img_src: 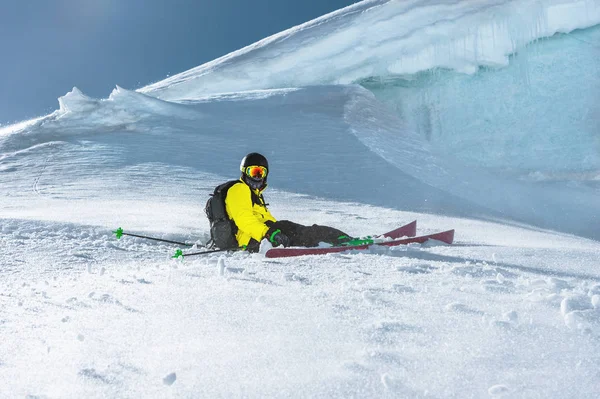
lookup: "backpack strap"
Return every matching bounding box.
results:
[251,190,268,208]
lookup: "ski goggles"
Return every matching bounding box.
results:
[244,165,268,180]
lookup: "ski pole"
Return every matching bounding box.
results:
[172,247,243,259]
[113,227,193,247]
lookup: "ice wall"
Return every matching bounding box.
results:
[363,26,600,179]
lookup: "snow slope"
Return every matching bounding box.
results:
[1,0,600,397]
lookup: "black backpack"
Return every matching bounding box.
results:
[205,180,240,249]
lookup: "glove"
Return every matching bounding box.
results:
[267,228,290,247]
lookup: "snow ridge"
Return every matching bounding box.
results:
[139,0,600,100]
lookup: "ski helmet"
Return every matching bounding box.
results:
[240,152,269,173]
[240,152,269,189]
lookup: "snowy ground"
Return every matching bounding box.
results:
[2,201,600,398]
[2,0,600,397]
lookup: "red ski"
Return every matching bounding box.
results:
[265,225,454,259]
[381,220,416,239]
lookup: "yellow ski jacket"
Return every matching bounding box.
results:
[225,179,276,247]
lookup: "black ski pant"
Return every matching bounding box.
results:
[270,220,349,248]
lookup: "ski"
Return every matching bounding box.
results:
[340,220,417,244]
[380,220,416,239]
[265,225,454,258]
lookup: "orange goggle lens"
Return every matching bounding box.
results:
[245,165,267,179]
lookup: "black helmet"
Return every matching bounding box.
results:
[240,152,269,172]
[240,152,269,190]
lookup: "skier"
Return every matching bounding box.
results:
[213,152,352,252]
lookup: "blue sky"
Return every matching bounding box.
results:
[0,0,357,125]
